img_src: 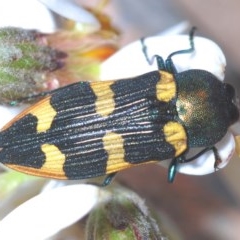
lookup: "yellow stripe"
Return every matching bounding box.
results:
[103,132,159,173]
[1,96,56,132]
[31,97,57,132]
[5,144,67,179]
[103,132,133,173]
[163,121,187,156]
[40,143,66,177]
[90,81,115,117]
[156,71,176,102]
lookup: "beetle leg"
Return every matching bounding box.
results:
[85,173,117,187]
[212,146,222,170]
[183,146,221,164]
[102,173,117,187]
[168,158,178,183]
[191,146,222,170]
[168,156,186,183]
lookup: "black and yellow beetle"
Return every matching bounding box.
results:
[0,29,238,185]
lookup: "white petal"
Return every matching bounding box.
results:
[0,0,56,32]
[0,105,29,129]
[100,35,226,81]
[0,184,99,240]
[38,0,100,30]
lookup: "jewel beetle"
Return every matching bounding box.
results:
[0,28,238,185]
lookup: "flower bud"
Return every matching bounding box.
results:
[0,27,66,104]
[0,26,118,104]
[85,188,168,240]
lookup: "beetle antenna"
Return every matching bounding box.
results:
[166,27,196,60]
[141,37,154,65]
[141,37,170,71]
[165,27,197,73]
[141,27,197,73]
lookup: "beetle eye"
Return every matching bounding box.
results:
[225,83,235,99]
[225,83,238,106]
[224,83,239,124]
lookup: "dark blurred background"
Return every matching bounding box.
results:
[101,1,240,239]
